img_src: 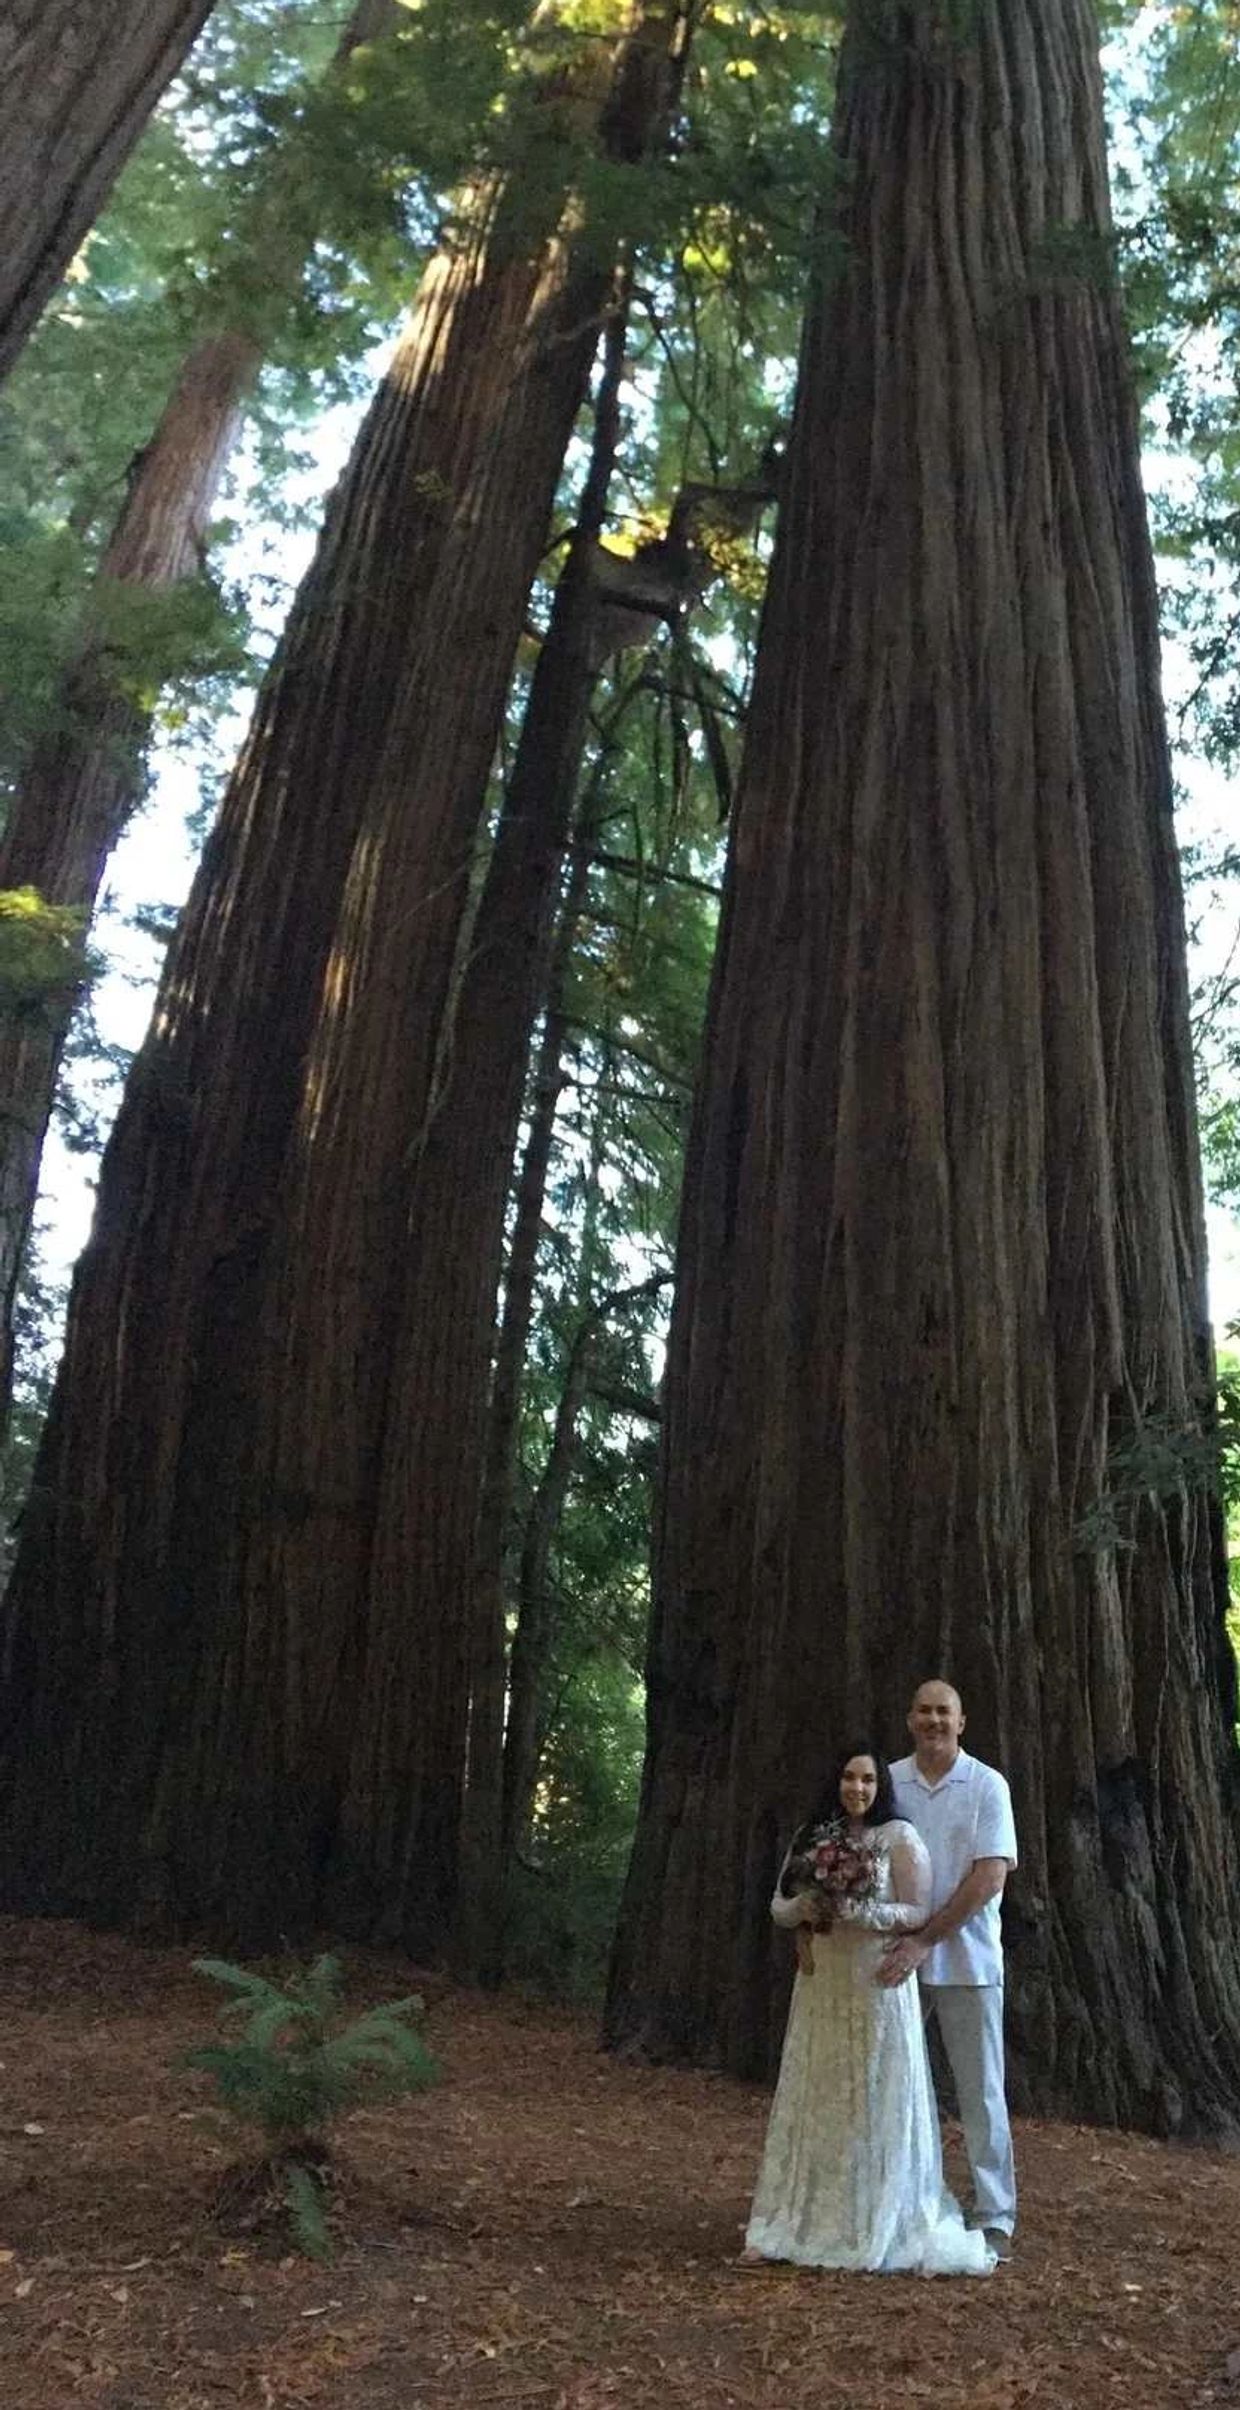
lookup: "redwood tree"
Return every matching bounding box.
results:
[0,1,694,1951]
[605,0,1240,2132]
[0,0,407,1428]
[363,298,628,1962]
[0,0,218,381]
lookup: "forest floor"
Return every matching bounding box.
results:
[2,1920,1240,2410]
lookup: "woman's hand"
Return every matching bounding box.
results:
[795,1927,815,1977]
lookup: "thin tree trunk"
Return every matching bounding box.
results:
[432,307,627,1968]
[0,0,218,381]
[474,691,643,1671]
[452,923,582,1981]
[606,0,1240,2132]
[0,1,695,1951]
[466,678,647,1960]
[504,1265,669,1855]
[502,1323,596,1856]
[0,0,404,1432]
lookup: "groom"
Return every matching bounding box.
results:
[881,1680,1018,2259]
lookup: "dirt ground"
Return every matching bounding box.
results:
[2,1918,1240,2409]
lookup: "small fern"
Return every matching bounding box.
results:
[182,1952,438,2257]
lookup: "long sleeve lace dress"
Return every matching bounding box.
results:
[744,1818,992,2275]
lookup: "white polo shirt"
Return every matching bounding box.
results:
[889,1749,1017,1988]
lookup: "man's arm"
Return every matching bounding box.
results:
[875,1856,1010,1988]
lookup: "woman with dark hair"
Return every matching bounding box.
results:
[741,1746,992,2277]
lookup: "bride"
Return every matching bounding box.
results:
[742,1746,993,2276]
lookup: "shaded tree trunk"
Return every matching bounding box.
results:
[502,1320,595,1857]
[0,0,694,1953]
[605,0,1240,2133]
[0,0,218,382]
[467,679,650,1961]
[470,674,648,1779]
[470,838,594,1849]
[0,0,404,1434]
[408,301,628,1968]
[272,19,691,1958]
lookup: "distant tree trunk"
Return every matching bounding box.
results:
[336,295,629,1961]
[470,837,593,1867]
[466,677,649,1967]
[605,0,1240,2134]
[0,1,695,1952]
[502,1320,596,1856]
[503,1262,668,1855]
[0,0,218,382]
[471,675,645,1732]
[0,0,403,1435]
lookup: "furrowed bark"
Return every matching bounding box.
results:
[605,0,1240,2133]
[0,0,218,381]
[332,294,631,1959]
[0,0,404,1433]
[269,14,690,1956]
[0,1,696,1954]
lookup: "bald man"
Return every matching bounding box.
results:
[883,1681,1018,2258]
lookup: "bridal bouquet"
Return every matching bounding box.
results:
[787,1820,878,1917]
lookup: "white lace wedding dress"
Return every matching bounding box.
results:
[745,1818,992,2276]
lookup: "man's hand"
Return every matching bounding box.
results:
[876,1935,930,1988]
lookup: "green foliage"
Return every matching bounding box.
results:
[182,1954,438,2257]
[184,1952,438,2142]
[92,575,254,726]
[0,890,97,1029]
[283,2157,333,2261]
[1111,2,1240,756]
[0,1222,67,1541]
[0,544,251,811]
[0,523,95,774]
[1074,1394,1240,1558]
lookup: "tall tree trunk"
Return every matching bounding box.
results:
[259,10,690,1957]
[501,1063,610,1860]
[0,0,404,1435]
[0,0,218,382]
[502,1320,596,1858]
[335,294,630,1959]
[605,0,1240,2133]
[0,1,695,1952]
[453,872,587,1980]
[469,835,594,1882]
[472,679,645,1729]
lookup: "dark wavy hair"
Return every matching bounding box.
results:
[789,1744,896,1855]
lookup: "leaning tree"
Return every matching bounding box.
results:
[0,0,694,1956]
[605,0,1240,2133]
[0,0,219,381]
[0,0,409,1431]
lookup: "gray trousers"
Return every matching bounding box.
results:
[921,1984,1016,2234]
